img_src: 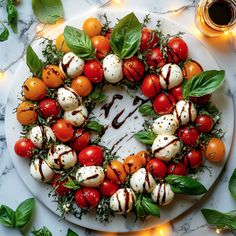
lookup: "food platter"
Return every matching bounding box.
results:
[5,8,234,232]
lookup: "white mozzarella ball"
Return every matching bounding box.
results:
[152,134,180,161]
[60,52,84,78]
[153,114,179,135]
[63,105,88,127]
[76,166,105,187]
[151,183,175,206]
[103,54,123,83]
[160,63,183,90]
[47,144,77,170]
[173,100,197,125]
[110,188,136,214]
[28,125,56,148]
[30,159,55,183]
[130,168,156,193]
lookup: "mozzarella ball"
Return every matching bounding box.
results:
[63,105,88,127]
[28,125,56,148]
[110,188,136,214]
[103,54,123,83]
[76,166,105,187]
[173,100,197,125]
[160,63,183,90]
[151,183,175,206]
[130,168,156,193]
[47,144,77,170]
[60,52,84,78]
[153,114,179,135]
[30,159,55,182]
[152,134,180,161]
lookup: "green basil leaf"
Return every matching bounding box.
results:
[0,22,9,42]
[64,26,95,59]
[141,196,160,217]
[15,198,35,228]
[89,90,107,102]
[134,130,156,145]
[0,205,15,227]
[229,168,236,200]
[66,228,79,236]
[183,70,225,99]
[110,12,142,59]
[85,120,104,133]
[135,196,146,218]
[201,209,236,230]
[32,226,52,236]
[139,104,156,116]
[63,177,80,190]
[26,45,44,77]
[7,0,18,33]
[165,175,207,195]
[32,0,64,24]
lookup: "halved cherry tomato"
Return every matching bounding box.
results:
[153,93,176,115]
[195,115,214,133]
[123,155,142,174]
[170,84,183,101]
[55,33,70,53]
[38,98,61,119]
[17,101,38,125]
[141,74,161,98]
[205,138,225,162]
[146,47,166,68]
[177,126,199,146]
[71,129,90,152]
[106,160,127,184]
[52,174,71,196]
[167,162,187,176]
[14,138,35,158]
[91,35,110,59]
[182,60,203,80]
[136,150,149,166]
[140,28,158,51]
[184,150,203,169]
[84,60,103,83]
[71,76,93,97]
[99,179,119,197]
[190,94,212,106]
[52,119,74,142]
[146,158,167,179]
[82,17,102,38]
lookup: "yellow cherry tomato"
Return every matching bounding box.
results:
[123,155,143,174]
[205,137,225,162]
[17,101,38,125]
[82,17,102,38]
[182,60,203,80]
[55,33,70,53]
[71,76,93,97]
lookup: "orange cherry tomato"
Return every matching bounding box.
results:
[42,65,65,88]
[55,33,70,53]
[23,77,47,101]
[71,76,93,97]
[205,138,225,163]
[123,155,143,174]
[182,60,203,80]
[17,101,38,125]
[136,150,150,166]
[105,160,127,184]
[82,17,102,38]
[91,35,110,59]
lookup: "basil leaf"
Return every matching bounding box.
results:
[64,26,95,59]
[32,0,64,24]
[63,177,80,190]
[141,196,160,217]
[165,175,207,195]
[183,70,225,99]
[26,45,44,77]
[32,226,52,236]
[229,168,236,200]
[15,198,35,228]
[7,0,18,33]
[201,209,236,230]
[134,130,156,145]
[0,205,15,227]
[66,228,79,236]
[135,196,146,218]
[139,104,156,116]
[0,22,9,42]
[110,12,142,59]
[85,120,104,133]
[89,90,107,102]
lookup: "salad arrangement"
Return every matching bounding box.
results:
[13,12,226,222]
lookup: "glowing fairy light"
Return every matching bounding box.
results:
[152,223,172,236]
[215,228,221,234]
[0,70,5,80]
[113,0,121,5]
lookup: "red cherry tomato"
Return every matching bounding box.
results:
[52,119,74,142]
[71,129,90,152]
[38,98,61,119]
[52,175,71,196]
[140,28,158,51]
[99,179,119,197]
[14,138,35,158]
[84,59,103,83]
[91,35,110,60]
[105,28,112,40]
[178,126,199,146]
[78,145,103,166]
[146,47,166,68]
[184,150,203,169]
[195,115,214,133]
[153,93,176,115]
[167,162,187,176]
[190,94,212,106]
[141,74,161,98]
[170,84,183,101]
[146,158,167,180]
[75,187,100,209]
[123,56,145,82]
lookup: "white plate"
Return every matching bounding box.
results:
[5,9,234,232]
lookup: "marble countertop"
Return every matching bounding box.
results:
[0,0,236,235]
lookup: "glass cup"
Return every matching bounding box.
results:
[195,0,236,37]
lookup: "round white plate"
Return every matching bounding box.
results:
[5,9,234,232]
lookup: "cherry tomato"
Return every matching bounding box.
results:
[71,76,93,97]
[205,138,225,163]
[84,60,103,83]
[106,160,127,185]
[141,74,161,98]
[55,33,70,53]
[140,28,158,51]
[190,94,211,106]
[23,77,47,101]
[105,28,112,40]
[123,56,145,82]
[52,175,71,196]
[195,115,214,133]
[71,129,90,152]
[170,84,183,101]
[146,47,166,68]
[17,101,38,125]
[75,187,100,209]
[182,60,203,80]
[39,98,61,119]
[42,65,65,88]
[82,17,102,38]
[178,126,199,146]
[184,149,203,169]
[14,138,35,158]
[146,158,167,180]
[99,179,119,197]
[123,155,142,174]
[153,93,176,115]
[52,119,74,142]
[136,150,149,166]
[91,35,110,59]
[167,162,187,176]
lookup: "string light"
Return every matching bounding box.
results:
[215,228,221,234]
[113,0,121,5]
[152,223,172,236]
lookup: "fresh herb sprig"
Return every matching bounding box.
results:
[96,197,114,223]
